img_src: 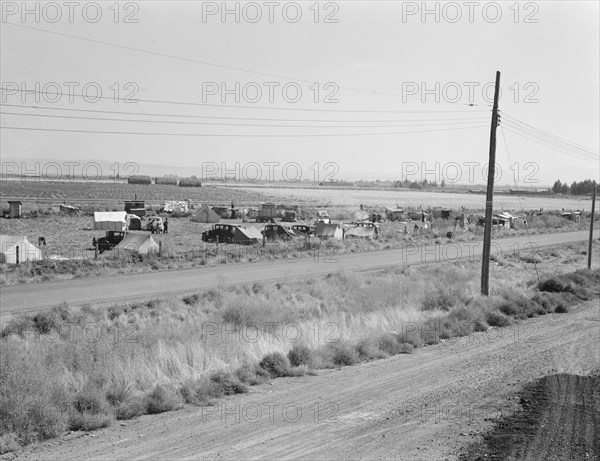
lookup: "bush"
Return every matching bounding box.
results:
[209,370,248,395]
[235,362,270,385]
[376,334,411,356]
[259,352,291,378]
[69,387,113,431]
[486,311,511,327]
[178,177,202,187]
[288,344,315,367]
[325,342,360,367]
[145,385,182,414]
[355,338,385,360]
[127,175,152,185]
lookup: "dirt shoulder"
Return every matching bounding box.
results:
[12,298,599,461]
[460,373,600,460]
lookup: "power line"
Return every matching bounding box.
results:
[502,123,598,163]
[0,103,488,123]
[2,21,488,105]
[500,112,599,157]
[0,87,489,114]
[0,110,490,129]
[2,124,488,138]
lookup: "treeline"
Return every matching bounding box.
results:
[395,179,441,189]
[552,179,597,195]
[127,175,202,187]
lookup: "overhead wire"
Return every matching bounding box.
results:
[2,124,489,137]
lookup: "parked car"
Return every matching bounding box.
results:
[261,224,297,240]
[292,224,316,236]
[94,230,126,253]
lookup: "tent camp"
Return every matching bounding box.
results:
[191,204,220,223]
[114,233,159,255]
[345,226,378,239]
[315,222,343,240]
[0,235,43,264]
[93,211,129,231]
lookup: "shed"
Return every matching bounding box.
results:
[0,235,42,264]
[7,201,22,219]
[124,200,146,217]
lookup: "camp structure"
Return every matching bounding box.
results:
[493,211,516,229]
[561,211,581,222]
[236,226,263,244]
[127,214,143,230]
[93,211,129,231]
[114,233,159,255]
[315,222,343,240]
[201,224,263,245]
[345,225,378,239]
[163,201,189,213]
[191,204,220,223]
[60,204,80,214]
[124,200,146,217]
[261,224,298,240]
[0,235,43,264]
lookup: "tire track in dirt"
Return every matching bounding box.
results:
[14,299,599,461]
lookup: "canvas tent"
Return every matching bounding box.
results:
[191,204,220,223]
[315,222,343,240]
[345,226,377,239]
[235,226,262,244]
[0,235,43,264]
[114,233,159,255]
[93,211,129,231]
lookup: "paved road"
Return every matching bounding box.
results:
[0,230,594,315]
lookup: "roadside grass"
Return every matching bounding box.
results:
[0,248,598,452]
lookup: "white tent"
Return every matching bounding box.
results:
[0,235,43,264]
[93,211,128,231]
[114,233,160,255]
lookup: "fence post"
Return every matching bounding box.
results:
[16,245,19,265]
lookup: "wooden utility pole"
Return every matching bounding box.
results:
[588,186,596,269]
[481,71,501,295]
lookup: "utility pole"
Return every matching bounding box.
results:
[481,71,501,295]
[588,186,596,269]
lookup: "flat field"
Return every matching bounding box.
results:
[233,184,593,211]
[1,180,270,209]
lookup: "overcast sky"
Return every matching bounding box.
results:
[1,1,599,185]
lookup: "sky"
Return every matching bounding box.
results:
[1,0,599,186]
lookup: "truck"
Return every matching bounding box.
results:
[281,210,297,222]
[257,202,277,223]
[94,230,126,253]
[315,210,330,224]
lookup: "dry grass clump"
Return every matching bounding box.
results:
[1,264,597,453]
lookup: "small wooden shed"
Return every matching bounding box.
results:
[7,201,22,219]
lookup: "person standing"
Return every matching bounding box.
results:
[164,218,169,234]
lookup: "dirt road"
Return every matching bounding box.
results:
[15,299,600,460]
[1,230,594,314]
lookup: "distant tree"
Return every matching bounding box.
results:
[552,180,562,193]
[409,181,423,190]
[440,179,446,189]
[561,183,570,194]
